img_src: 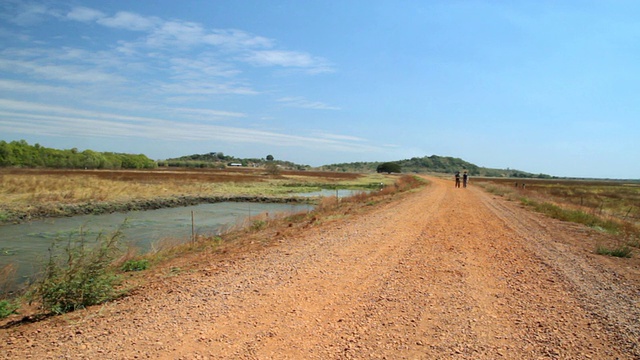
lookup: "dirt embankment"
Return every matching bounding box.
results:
[1,176,639,359]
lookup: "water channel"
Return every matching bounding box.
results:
[0,189,365,289]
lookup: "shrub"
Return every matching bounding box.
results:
[251,220,267,231]
[121,259,150,272]
[28,228,123,314]
[265,162,281,175]
[0,300,18,318]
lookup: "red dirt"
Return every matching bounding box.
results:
[1,176,639,359]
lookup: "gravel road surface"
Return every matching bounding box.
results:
[2,176,638,359]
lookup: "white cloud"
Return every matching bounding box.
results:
[158,81,258,96]
[59,6,332,76]
[0,99,154,123]
[0,112,365,151]
[171,107,246,119]
[0,27,30,42]
[65,7,271,52]
[0,58,125,84]
[169,57,240,79]
[203,29,273,48]
[0,100,375,153]
[66,7,105,22]
[315,132,366,142]
[97,11,159,31]
[9,3,57,26]
[277,97,340,110]
[145,20,204,47]
[0,79,73,95]
[244,50,334,73]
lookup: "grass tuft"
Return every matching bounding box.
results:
[595,244,633,258]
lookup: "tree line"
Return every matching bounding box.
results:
[0,140,157,169]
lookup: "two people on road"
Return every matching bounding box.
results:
[454,171,469,188]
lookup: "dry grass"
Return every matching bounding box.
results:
[476,178,640,226]
[0,168,391,220]
[475,177,640,255]
[0,264,16,296]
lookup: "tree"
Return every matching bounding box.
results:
[266,154,274,161]
[376,162,401,174]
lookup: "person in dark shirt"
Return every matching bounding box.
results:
[454,171,461,188]
[463,171,469,188]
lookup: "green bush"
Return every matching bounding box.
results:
[121,259,149,272]
[28,229,123,314]
[0,300,18,318]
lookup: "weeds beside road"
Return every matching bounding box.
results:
[476,177,640,258]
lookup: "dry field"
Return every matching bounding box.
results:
[474,177,640,224]
[474,177,640,256]
[0,167,384,223]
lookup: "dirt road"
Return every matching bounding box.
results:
[2,177,639,359]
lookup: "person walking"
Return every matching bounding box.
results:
[454,171,461,188]
[463,171,469,188]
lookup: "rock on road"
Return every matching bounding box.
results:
[2,176,639,359]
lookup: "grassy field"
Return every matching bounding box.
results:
[475,177,640,256]
[0,167,392,223]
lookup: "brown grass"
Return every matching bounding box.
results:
[0,264,16,296]
[0,168,377,221]
[475,177,640,253]
[475,178,640,225]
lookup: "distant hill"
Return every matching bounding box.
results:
[160,152,310,170]
[162,153,551,178]
[321,155,552,178]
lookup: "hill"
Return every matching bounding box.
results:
[160,152,310,170]
[322,155,552,178]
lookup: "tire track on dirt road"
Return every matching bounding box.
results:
[1,176,635,359]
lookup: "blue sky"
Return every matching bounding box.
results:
[1,1,638,178]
